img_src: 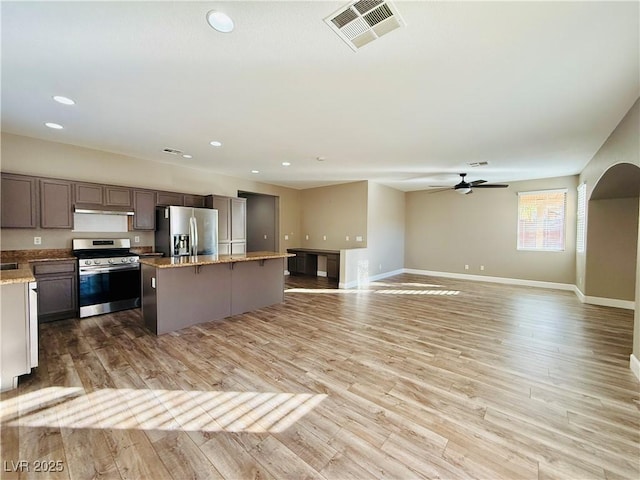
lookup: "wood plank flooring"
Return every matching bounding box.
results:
[1,273,638,479]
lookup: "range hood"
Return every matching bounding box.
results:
[74,204,134,216]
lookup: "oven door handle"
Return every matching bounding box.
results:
[79,265,140,275]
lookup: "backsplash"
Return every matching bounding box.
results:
[0,228,154,251]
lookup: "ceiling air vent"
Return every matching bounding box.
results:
[468,161,489,167]
[163,148,183,155]
[324,0,405,52]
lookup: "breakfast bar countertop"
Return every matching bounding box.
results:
[138,251,293,269]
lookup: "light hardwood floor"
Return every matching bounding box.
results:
[1,273,639,479]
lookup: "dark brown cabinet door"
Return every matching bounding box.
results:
[326,254,339,279]
[33,260,78,322]
[156,191,184,206]
[74,182,103,204]
[105,186,132,207]
[1,173,38,228]
[183,194,205,208]
[36,275,78,322]
[133,190,156,230]
[40,179,73,228]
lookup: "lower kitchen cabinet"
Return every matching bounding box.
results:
[33,260,78,322]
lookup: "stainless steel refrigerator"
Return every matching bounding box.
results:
[155,206,218,257]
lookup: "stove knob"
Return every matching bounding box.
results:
[121,258,128,264]
[130,257,137,263]
[84,260,92,266]
[108,259,115,264]
[94,259,102,265]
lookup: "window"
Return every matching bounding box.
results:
[576,183,586,253]
[517,189,567,251]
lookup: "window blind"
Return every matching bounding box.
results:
[576,183,586,253]
[517,189,567,251]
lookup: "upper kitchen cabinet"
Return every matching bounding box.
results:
[74,183,132,207]
[183,194,206,208]
[132,189,156,230]
[1,173,38,228]
[156,191,184,207]
[230,197,246,242]
[206,195,246,253]
[105,186,132,207]
[40,178,73,229]
[74,182,103,204]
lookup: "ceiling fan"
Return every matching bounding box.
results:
[431,173,509,195]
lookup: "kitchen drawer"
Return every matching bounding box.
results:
[33,260,76,275]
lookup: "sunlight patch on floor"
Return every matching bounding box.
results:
[1,387,327,433]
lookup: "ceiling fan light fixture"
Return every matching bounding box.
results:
[457,187,472,195]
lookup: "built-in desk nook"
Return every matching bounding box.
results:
[286,248,340,281]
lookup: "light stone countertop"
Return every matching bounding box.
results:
[1,250,77,285]
[139,251,293,269]
[0,263,36,285]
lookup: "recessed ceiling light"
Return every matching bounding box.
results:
[206,10,234,33]
[316,156,326,162]
[251,170,259,174]
[182,154,193,159]
[45,122,63,129]
[210,140,222,147]
[53,95,75,105]
[282,162,291,167]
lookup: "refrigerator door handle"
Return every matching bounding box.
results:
[191,215,199,255]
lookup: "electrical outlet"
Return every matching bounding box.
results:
[284,234,289,240]
[323,235,327,241]
[264,234,267,239]
[305,234,309,240]
[34,236,41,245]
[464,264,469,270]
[345,235,350,241]
[480,265,485,271]
[356,236,363,242]
[134,236,140,243]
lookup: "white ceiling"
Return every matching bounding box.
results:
[1,1,638,191]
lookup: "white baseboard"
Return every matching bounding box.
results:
[631,354,640,382]
[403,268,575,291]
[339,269,405,289]
[573,286,635,310]
[369,269,405,283]
[284,270,290,276]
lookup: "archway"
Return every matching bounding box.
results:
[584,163,640,304]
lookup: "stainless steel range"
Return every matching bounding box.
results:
[72,238,140,318]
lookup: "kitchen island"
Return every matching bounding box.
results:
[139,251,292,335]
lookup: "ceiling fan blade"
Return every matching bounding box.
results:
[473,184,509,188]
[470,179,487,186]
[427,187,454,193]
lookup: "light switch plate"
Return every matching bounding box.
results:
[284,235,289,240]
[356,236,363,242]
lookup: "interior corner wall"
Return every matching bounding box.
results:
[405,175,578,284]
[0,132,301,252]
[298,181,368,250]
[366,182,405,276]
[577,98,640,360]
